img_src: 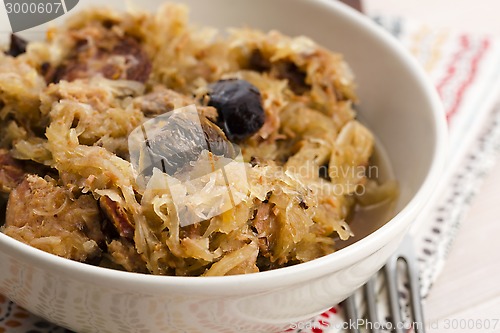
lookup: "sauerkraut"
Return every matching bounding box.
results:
[0,3,397,276]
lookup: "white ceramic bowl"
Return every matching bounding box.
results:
[0,1,446,332]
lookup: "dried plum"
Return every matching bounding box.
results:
[207,79,265,142]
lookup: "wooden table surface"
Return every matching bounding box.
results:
[365,1,500,332]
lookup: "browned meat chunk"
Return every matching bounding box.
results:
[247,50,310,95]
[107,238,148,273]
[273,61,310,95]
[134,86,218,121]
[3,175,105,263]
[99,196,134,240]
[47,28,152,83]
[5,34,28,57]
[134,86,196,117]
[339,0,363,11]
[0,149,25,194]
[248,49,271,72]
[251,202,278,260]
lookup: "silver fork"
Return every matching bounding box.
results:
[343,234,426,333]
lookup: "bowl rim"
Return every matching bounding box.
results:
[0,0,447,294]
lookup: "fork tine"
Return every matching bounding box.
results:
[344,295,361,333]
[409,266,426,332]
[344,235,426,333]
[364,277,379,333]
[384,254,404,333]
[398,237,426,333]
